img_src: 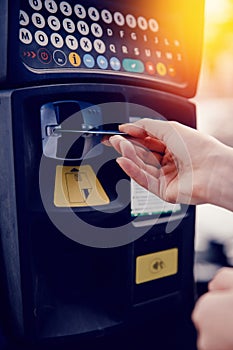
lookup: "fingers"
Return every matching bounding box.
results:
[208,267,233,291]
[119,118,177,145]
[116,157,160,195]
[109,135,162,173]
[109,135,161,194]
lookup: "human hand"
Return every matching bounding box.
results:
[105,118,224,206]
[192,267,233,350]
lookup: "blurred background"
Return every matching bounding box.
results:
[194,0,233,295]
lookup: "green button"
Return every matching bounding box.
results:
[122,59,144,73]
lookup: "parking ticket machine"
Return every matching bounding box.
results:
[0,1,204,349]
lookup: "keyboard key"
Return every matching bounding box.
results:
[65,35,78,50]
[88,7,100,21]
[47,15,60,31]
[77,21,89,35]
[44,0,58,13]
[83,54,95,68]
[122,59,144,73]
[137,16,148,31]
[113,12,125,26]
[32,13,45,29]
[19,28,33,44]
[126,14,137,28]
[80,37,92,52]
[19,10,29,26]
[63,18,75,33]
[91,23,103,38]
[53,50,67,66]
[60,1,72,16]
[29,0,42,11]
[97,55,108,69]
[148,18,159,32]
[101,9,113,24]
[93,39,106,54]
[35,30,48,46]
[50,33,64,48]
[110,57,121,71]
[74,4,86,19]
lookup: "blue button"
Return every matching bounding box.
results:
[110,57,121,71]
[122,59,144,73]
[83,54,95,68]
[97,55,108,69]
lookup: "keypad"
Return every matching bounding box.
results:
[19,0,185,84]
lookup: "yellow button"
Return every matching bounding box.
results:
[69,52,81,67]
[156,62,167,76]
[135,248,178,284]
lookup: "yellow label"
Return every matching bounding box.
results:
[54,165,110,207]
[136,248,178,284]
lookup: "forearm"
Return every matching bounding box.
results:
[204,142,233,211]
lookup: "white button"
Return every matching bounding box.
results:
[44,0,58,13]
[177,53,182,61]
[32,13,45,28]
[19,28,32,44]
[137,16,148,30]
[29,0,42,11]
[60,1,72,16]
[74,4,86,19]
[88,7,100,21]
[101,9,112,24]
[77,21,89,35]
[47,16,60,31]
[91,23,103,38]
[126,14,136,28]
[80,37,92,52]
[63,18,75,33]
[35,30,48,46]
[65,35,78,50]
[19,10,29,26]
[113,12,125,26]
[93,39,106,54]
[50,33,64,48]
[148,18,159,32]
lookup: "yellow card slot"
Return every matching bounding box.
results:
[54,165,110,207]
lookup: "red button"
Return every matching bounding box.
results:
[38,48,52,64]
[145,61,155,75]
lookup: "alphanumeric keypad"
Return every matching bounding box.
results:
[19,0,185,84]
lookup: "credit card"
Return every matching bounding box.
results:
[53,129,127,135]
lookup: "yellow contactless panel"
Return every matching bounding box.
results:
[136,248,178,284]
[54,165,110,207]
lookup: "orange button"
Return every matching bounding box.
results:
[168,65,176,77]
[69,52,81,67]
